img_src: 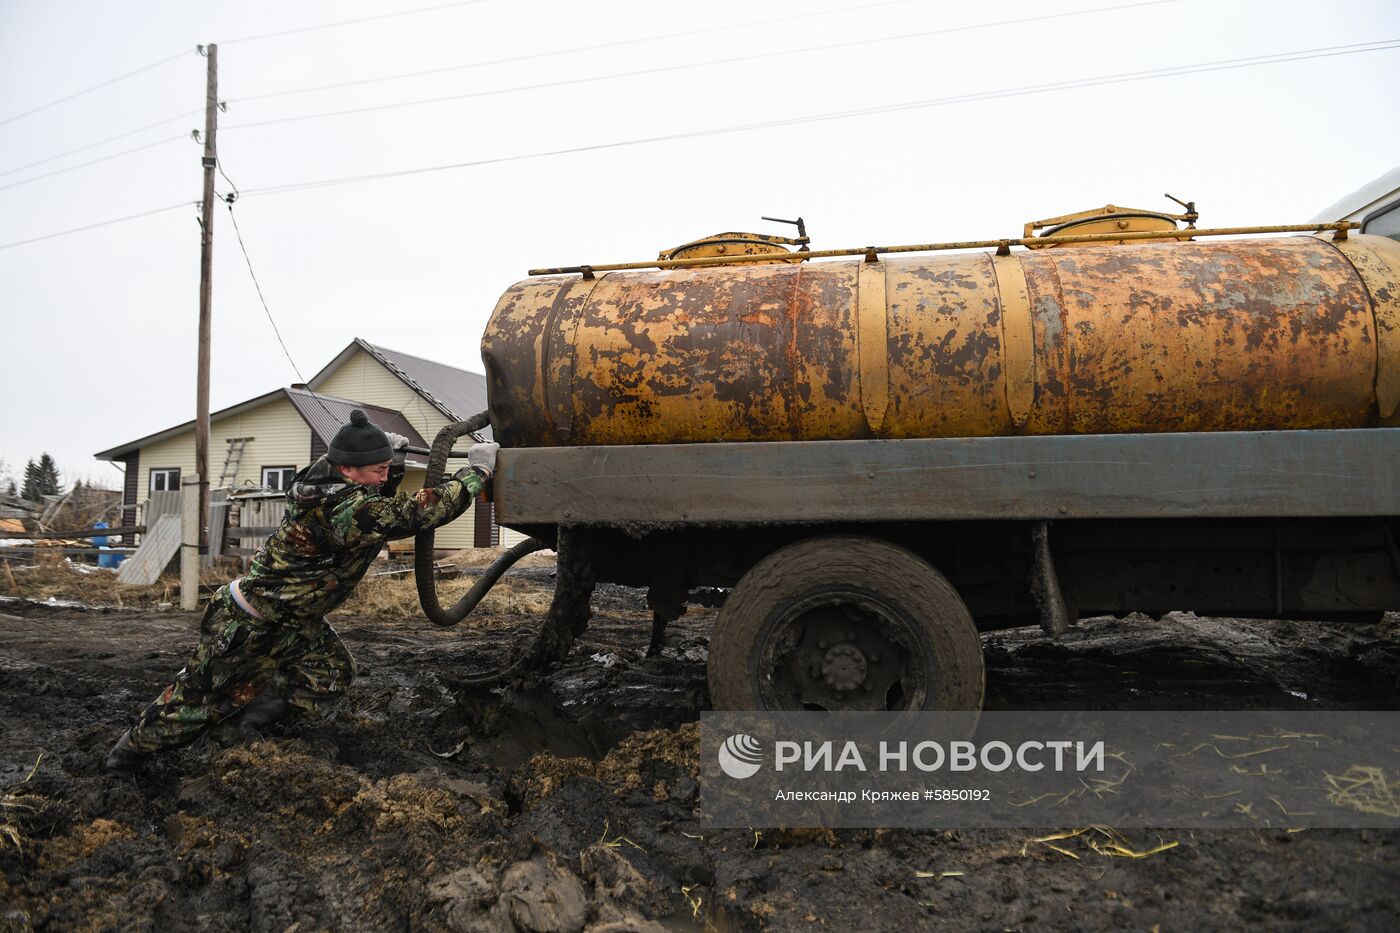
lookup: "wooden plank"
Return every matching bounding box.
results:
[37,490,72,530]
[496,428,1400,525]
[241,498,286,528]
[117,514,182,585]
[207,490,229,559]
[3,526,146,540]
[226,526,280,538]
[0,547,138,555]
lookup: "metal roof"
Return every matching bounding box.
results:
[95,388,430,467]
[358,340,489,423]
[284,389,429,468]
[98,336,491,460]
[308,337,492,440]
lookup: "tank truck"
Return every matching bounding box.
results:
[414,196,1400,713]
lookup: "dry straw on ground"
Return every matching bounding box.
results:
[512,724,702,809]
[0,554,233,608]
[1021,826,1179,860]
[1,755,44,855]
[1,550,556,622]
[441,546,556,570]
[1325,766,1400,818]
[335,570,555,622]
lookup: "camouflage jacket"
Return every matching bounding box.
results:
[237,457,484,621]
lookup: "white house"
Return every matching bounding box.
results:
[95,338,518,551]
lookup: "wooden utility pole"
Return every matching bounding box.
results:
[196,43,217,523]
[185,42,217,610]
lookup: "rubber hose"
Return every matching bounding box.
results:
[416,411,543,627]
[421,535,551,686]
[425,536,549,627]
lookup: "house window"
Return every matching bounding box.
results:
[262,466,297,491]
[149,468,180,492]
[1362,200,1400,242]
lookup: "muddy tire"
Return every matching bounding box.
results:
[708,536,985,712]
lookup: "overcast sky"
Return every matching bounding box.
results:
[1,0,1396,490]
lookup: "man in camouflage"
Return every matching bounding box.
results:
[104,408,498,778]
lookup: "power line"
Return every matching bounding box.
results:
[3,37,1395,252]
[0,0,1170,189]
[236,38,1400,198]
[0,50,191,128]
[0,0,491,131]
[0,0,929,183]
[0,135,188,194]
[222,196,338,420]
[0,201,193,251]
[223,0,1183,132]
[229,0,929,104]
[0,0,925,183]
[0,109,200,179]
[220,0,491,46]
[216,159,241,199]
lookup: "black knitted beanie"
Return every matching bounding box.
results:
[327,409,392,466]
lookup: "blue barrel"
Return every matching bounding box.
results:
[94,522,126,569]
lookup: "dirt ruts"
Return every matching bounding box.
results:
[1,590,1398,931]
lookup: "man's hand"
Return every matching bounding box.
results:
[467,441,499,479]
[385,432,410,467]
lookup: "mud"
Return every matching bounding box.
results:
[2,586,1399,931]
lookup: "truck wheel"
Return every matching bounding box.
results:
[708,536,985,711]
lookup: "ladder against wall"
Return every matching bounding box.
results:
[217,437,252,488]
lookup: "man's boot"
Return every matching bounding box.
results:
[103,730,150,780]
[211,693,292,746]
[241,693,290,729]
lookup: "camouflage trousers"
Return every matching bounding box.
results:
[127,585,356,753]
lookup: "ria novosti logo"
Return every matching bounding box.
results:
[715,734,1107,778]
[718,734,764,779]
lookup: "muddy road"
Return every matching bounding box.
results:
[2,576,1398,932]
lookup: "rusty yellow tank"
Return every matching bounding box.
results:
[481,219,1400,449]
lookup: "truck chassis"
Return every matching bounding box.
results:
[484,428,1400,711]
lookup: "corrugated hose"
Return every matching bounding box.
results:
[414,411,549,685]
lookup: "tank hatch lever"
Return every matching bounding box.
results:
[761,215,810,251]
[1164,193,1199,228]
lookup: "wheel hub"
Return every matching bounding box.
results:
[763,595,917,711]
[821,643,868,691]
